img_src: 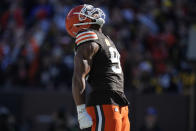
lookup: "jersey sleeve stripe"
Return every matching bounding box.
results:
[76,36,98,45]
[76,31,96,38]
[76,33,97,40]
[76,34,98,43]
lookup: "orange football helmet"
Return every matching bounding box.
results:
[65,4,105,37]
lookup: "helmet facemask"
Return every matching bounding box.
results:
[73,4,105,27]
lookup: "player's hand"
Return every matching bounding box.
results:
[77,104,93,129]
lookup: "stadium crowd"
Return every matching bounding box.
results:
[1,0,196,131]
[0,0,196,95]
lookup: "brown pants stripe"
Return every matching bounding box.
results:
[94,106,99,131]
[100,105,105,131]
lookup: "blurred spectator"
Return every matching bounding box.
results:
[140,107,161,131]
[0,0,195,94]
[0,106,16,131]
[0,0,195,130]
[49,107,78,131]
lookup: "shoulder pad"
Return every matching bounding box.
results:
[75,30,98,46]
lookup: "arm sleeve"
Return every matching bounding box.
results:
[75,30,98,46]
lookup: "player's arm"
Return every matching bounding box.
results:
[72,41,99,105]
[72,41,99,129]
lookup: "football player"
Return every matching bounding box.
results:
[65,4,130,131]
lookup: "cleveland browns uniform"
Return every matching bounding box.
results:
[75,29,130,131]
[66,4,130,131]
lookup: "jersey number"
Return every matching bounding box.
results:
[109,47,122,74]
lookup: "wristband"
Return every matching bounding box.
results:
[77,104,86,114]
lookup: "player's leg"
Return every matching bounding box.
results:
[86,106,97,131]
[87,105,108,131]
[102,105,122,131]
[121,106,130,131]
[87,105,123,131]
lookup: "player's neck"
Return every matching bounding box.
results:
[90,25,102,32]
[90,27,102,32]
[98,28,102,33]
